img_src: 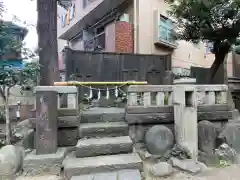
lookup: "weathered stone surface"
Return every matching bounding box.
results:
[218,122,240,153]
[35,90,58,155]
[57,116,80,128]
[145,125,174,155]
[70,169,141,180]
[64,153,142,179]
[0,145,25,177]
[58,128,78,147]
[170,157,207,174]
[215,143,237,163]
[22,129,35,150]
[126,111,232,124]
[75,136,132,158]
[129,125,146,143]
[58,108,78,117]
[81,108,124,123]
[23,148,67,176]
[198,121,219,154]
[79,122,128,138]
[126,113,173,124]
[150,162,173,177]
[198,151,220,166]
[30,116,80,128]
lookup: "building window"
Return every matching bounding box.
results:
[158,15,176,44]
[83,0,96,8]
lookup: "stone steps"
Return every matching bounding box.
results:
[63,153,142,179]
[70,169,142,180]
[81,108,125,123]
[79,122,128,138]
[75,136,132,158]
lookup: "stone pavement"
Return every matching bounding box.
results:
[14,164,240,180]
[146,164,240,180]
[16,175,62,180]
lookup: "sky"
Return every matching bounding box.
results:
[2,0,38,50]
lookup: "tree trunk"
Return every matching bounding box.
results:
[4,90,11,145]
[37,0,59,86]
[208,52,228,84]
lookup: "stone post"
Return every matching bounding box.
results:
[173,78,198,161]
[35,87,58,155]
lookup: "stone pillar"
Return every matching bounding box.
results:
[173,78,198,161]
[35,88,58,155]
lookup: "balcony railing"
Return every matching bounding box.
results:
[156,25,178,49]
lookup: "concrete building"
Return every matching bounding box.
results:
[1,21,28,69]
[57,0,233,76]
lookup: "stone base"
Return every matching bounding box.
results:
[23,148,67,176]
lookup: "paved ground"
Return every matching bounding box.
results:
[14,165,240,180]
[144,163,240,180]
[16,175,62,180]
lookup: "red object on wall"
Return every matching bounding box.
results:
[115,21,133,53]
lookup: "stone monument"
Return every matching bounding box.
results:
[173,78,198,161]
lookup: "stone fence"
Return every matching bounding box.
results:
[126,80,233,160]
[126,84,231,124]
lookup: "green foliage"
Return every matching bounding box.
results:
[0,21,24,57]
[0,62,40,87]
[166,0,240,54]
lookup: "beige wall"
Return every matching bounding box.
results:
[133,0,234,71]
[57,0,233,74]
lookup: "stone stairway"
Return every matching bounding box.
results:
[62,107,142,180]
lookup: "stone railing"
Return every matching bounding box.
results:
[34,86,78,109]
[126,84,232,124]
[126,82,233,161]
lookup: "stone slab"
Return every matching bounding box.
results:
[70,169,141,180]
[30,116,80,128]
[23,148,67,176]
[81,108,124,123]
[126,113,173,124]
[63,153,142,179]
[198,121,219,154]
[30,108,78,117]
[34,86,77,94]
[79,122,128,138]
[58,128,79,147]
[58,109,78,117]
[75,136,132,158]
[35,90,58,155]
[126,105,231,114]
[126,111,232,124]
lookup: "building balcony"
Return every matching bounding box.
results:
[153,10,178,50]
[154,25,178,49]
[59,0,129,40]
